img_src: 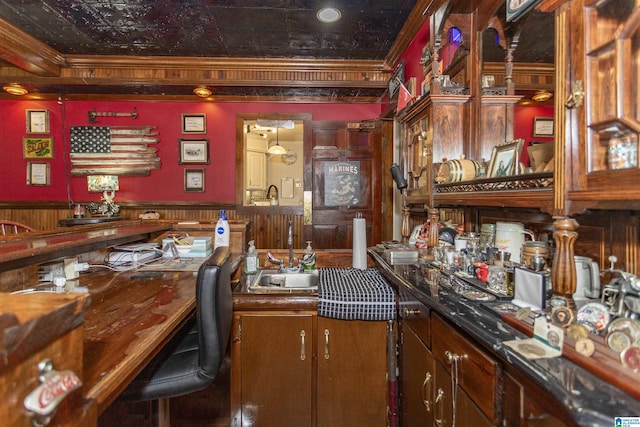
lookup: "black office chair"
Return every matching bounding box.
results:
[120,246,233,411]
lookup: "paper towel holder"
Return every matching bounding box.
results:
[390,163,407,192]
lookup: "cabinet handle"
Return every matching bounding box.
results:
[24,359,82,427]
[444,350,467,364]
[300,330,306,360]
[324,328,330,359]
[403,307,421,317]
[434,388,445,427]
[421,372,432,412]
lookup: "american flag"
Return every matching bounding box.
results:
[70,126,111,153]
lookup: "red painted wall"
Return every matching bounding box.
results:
[0,100,380,203]
[514,105,554,167]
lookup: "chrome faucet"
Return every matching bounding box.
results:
[266,184,278,200]
[287,220,294,269]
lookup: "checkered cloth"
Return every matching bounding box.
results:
[318,268,396,321]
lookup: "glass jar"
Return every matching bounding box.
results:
[479,223,496,250]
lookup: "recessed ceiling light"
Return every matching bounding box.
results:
[532,90,553,102]
[193,86,212,98]
[317,7,341,23]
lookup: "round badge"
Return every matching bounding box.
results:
[551,306,574,327]
[575,337,595,357]
[547,330,561,347]
[621,346,640,371]
[606,330,633,354]
[576,302,610,332]
[566,323,590,341]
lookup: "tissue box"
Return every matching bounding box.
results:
[162,236,212,258]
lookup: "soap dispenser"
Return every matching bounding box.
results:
[245,240,259,274]
[303,240,316,270]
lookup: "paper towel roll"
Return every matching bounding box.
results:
[352,217,367,269]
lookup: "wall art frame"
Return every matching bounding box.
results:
[26,109,50,134]
[179,138,210,164]
[27,162,50,186]
[184,168,205,192]
[181,113,206,134]
[533,117,554,137]
[488,139,524,178]
[23,136,54,159]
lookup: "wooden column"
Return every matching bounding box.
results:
[401,207,411,243]
[428,208,440,248]
[551,216,579,308]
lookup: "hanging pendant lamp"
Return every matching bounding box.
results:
[268,128,286,155]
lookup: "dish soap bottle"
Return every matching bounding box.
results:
[245,240,259,274]
[303,240,316,270]
[214,209,230,249]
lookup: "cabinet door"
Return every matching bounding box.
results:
[238,314,313,427]
[316,317,388,427]
[401,325,435,427]
[245,150,266,190]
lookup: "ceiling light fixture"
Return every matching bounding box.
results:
[267,128,287,155]
[3,83,28,96]
[532,90,553,102]
[317,7,341,23]
[193,86,212,98]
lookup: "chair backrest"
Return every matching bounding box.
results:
[0,220,35,236]
[196,246,233,376]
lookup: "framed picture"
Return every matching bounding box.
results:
[23,136,54,159]
[26,109,50,134]
[184,168,205,192]
[181,113,206,134]
[179,139,210,164]
[488,139,524,178]
[533,117,554,137]
[27,162,50,186]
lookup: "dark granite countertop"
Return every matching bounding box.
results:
[368,248,640,427]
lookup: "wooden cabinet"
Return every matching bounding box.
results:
[400,324,435,426]
[316,317,388,427]
[245,149,267,190]
[231,313,314,427]
[431,313,500,426]
[561,0,640,211]
[231,312,389,427]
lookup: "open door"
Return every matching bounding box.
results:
[303,120,382,249]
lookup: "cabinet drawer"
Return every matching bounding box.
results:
[398,288,431,347]
[431,313,500,424]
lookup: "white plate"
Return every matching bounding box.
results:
[576,302,610,332]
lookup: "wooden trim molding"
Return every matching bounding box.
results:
[0,18,65,76]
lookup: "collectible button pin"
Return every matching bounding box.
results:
[516,306,531,320]
[606,330,633,354]
[566,323,589,341]
[551,306,574,327]
[621,346,640,371]
[575,337,595,357]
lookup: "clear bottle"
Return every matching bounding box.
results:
[303,240,316,270]
[244,240,259,274]
[214,209,230,249]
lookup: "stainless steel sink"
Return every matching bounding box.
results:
[248,269,319,292]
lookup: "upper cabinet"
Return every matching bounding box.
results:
[561,0,640,213]
[399,1,557,214]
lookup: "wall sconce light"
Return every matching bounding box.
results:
[532,90,553,102]
[86,175,120,216]
[3,83,28,96]
[193,86,212,98]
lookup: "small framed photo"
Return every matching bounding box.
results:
[26,109,50,134]
[488,139,524,178]
[533,117,554,137]
[23,136,54,159]
[184,168,205,192]
[179,139,210,164]
[181,113,206,134]
[27,162,50,186]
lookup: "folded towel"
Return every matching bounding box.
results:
[318,268,396,321]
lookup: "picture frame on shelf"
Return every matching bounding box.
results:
[23,136,54,159]
[27,162,50,186]
[179,138,210,164]
[181,113,206,134]
[533,117,554,137]
[184,168,205,192]
[488,139,524,178]
[26,109,50,134]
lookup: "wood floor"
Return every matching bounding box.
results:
[98,356,232,427]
